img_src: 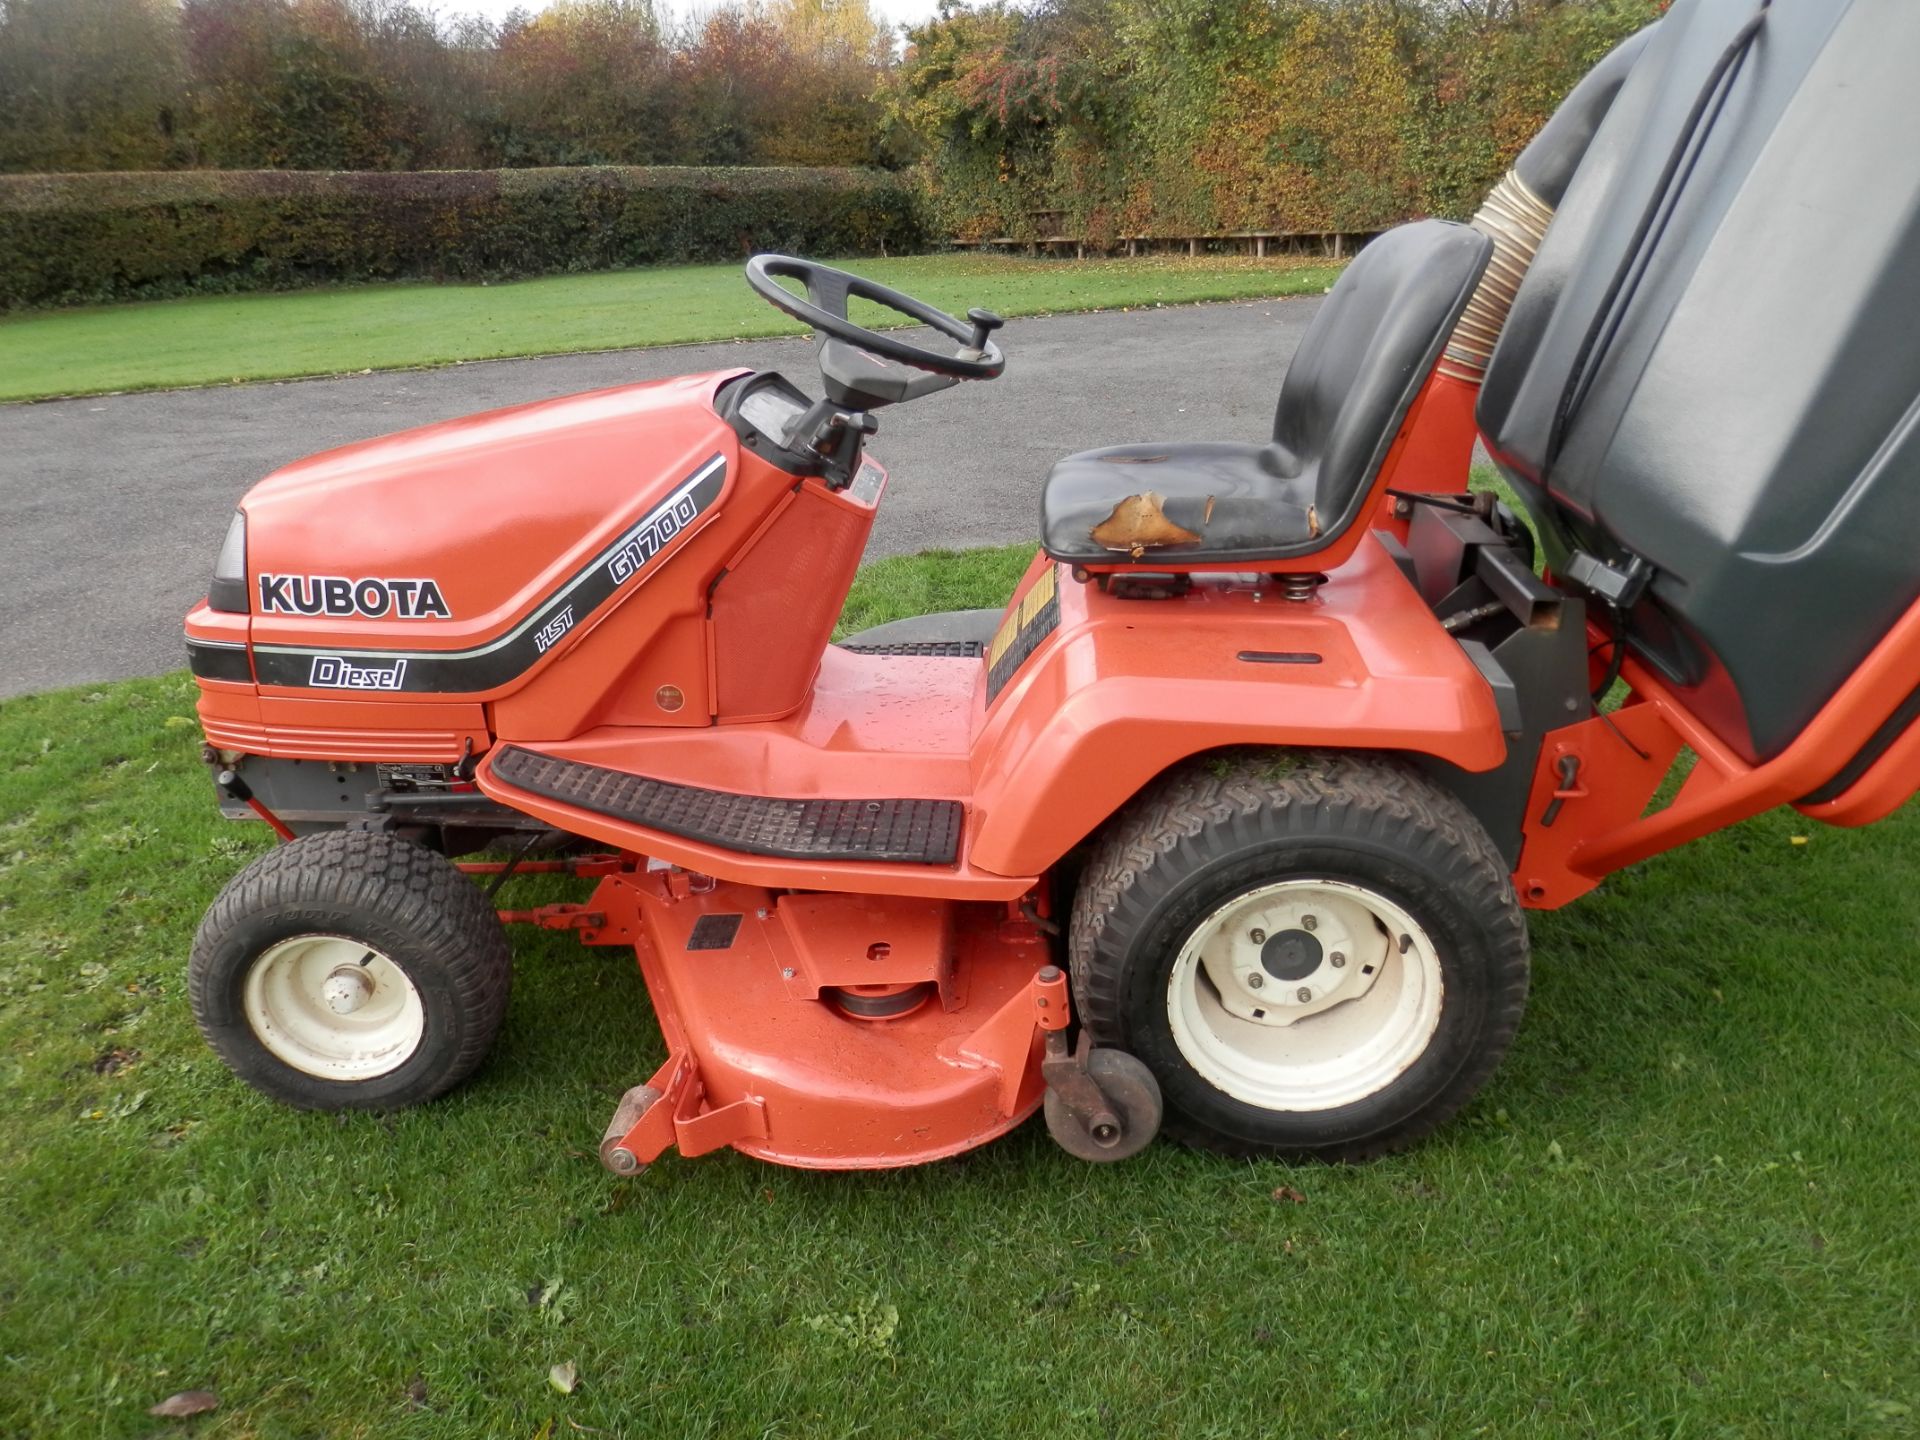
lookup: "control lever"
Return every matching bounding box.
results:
[962,308,1005,359]
[810,408,879,489]
[813,409,878,456]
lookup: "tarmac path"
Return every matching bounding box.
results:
[0,295,1322,697]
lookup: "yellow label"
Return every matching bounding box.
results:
[986,566,1059,670]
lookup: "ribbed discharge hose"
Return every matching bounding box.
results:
[1437,168,1557,384]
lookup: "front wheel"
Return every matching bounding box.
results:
[189,830,512,1111]
[1069,752,1529,1161]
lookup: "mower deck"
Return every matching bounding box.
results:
[572,866,1062,1170]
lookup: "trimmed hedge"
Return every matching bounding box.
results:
[0,166,926,309]
[890,0,1665,249]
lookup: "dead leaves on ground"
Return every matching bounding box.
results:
[148,1389,218,1418]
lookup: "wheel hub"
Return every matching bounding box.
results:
[1260,928,1323,982]
[1214,894,1380,1026]
[321,965,374,1015]
[241,935,426,1081]
[1165,877,1446,1113]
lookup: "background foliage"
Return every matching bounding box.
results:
[0,0,1669,305]
[0,166,922,306]
[885,0,1670,242]
[0,0,894,172]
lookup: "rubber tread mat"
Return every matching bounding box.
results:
[836,639,984,658]
[491,746,963,865]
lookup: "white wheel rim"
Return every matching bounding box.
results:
[1166,879,1444,1112]
[242,935,425,1082]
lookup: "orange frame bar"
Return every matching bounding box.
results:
[1515,600,1920,907]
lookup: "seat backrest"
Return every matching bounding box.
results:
[1274,219,1491,534]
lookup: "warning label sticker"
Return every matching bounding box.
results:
[985,566,1061,701]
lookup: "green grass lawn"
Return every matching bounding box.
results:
[3,544,1918,1437]
[0,254,1340,404]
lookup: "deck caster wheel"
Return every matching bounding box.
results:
[1069,751,1530,1161]
[599,1084,663,1175]
[189,831,512,1111]
[1042,1043,1162,1163]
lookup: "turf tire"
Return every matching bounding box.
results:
[189,830,512,1111]
[1068,751,1529,1161]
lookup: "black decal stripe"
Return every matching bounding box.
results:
[250,457,725,693]
[186,638,253,683]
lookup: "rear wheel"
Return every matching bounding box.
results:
[1069,752,1528,1160]
[190,831,512,1111]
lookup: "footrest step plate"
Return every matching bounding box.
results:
[491,746,963,865]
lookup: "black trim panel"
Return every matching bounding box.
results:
[838,639,984,658]
[491,745,962,865]
[186,638,253,683]
[208,577,250,614]
[249,456,725,695]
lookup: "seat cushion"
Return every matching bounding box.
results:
[1041,219,1492,566]
[1040,442,1316,561]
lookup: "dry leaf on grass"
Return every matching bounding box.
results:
[148,1389,219,1418]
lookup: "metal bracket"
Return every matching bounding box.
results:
[1539,751,1589,827]
[599,1051,769,1174]
[1564,550,1653,610]
[1039,1030,1122,1147]
[939,963,1071,1116]
[213,766,296,843]
[498,903,606,931]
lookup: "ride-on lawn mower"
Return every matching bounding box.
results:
[184,0,1920,1173]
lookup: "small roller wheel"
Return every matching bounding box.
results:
[189,831,512,1111]
[599,1084,663,1175]
[1043,1048,1162,1162]
[1069,751,1529,1161]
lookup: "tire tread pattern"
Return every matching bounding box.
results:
[189,831,512,1110]
[1068,750,1529,1160]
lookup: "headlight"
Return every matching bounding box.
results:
[208,511,248,614]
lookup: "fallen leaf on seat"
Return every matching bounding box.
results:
[1307,505,1321,538]
[1203,494,1216,525]
[1090,492,1201,553]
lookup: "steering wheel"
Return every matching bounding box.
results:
[745,254,1005,382]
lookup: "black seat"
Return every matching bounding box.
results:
[1040,220,1493,565]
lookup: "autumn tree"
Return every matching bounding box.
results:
[0,0,185,170]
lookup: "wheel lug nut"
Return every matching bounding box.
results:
[1302,915,1317,931]
[1331,952,1346,968]
[1247,973,1264,989]
[1250,928,1266,944]
[1297,987,1312,1003]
